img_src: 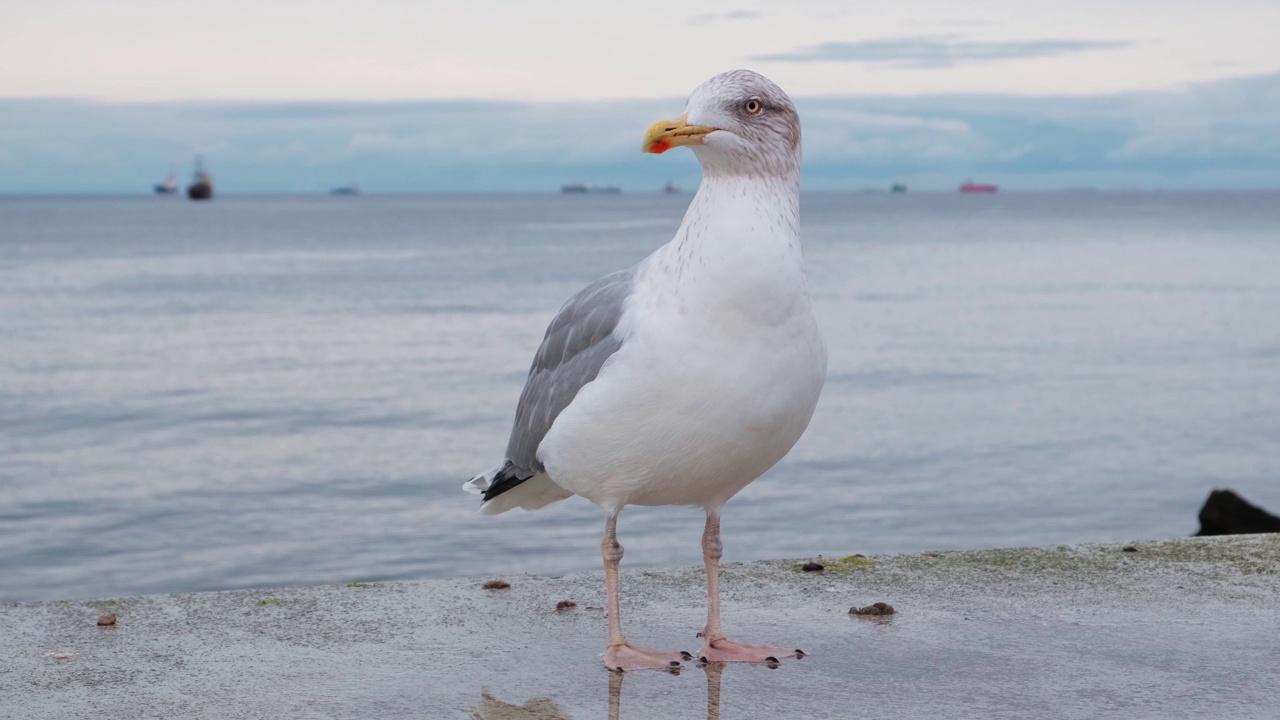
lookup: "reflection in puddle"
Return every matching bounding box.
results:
[701,662,724,720]
[472,662,730,719]
[471,690,573,719]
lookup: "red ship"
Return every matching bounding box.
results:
[959,179,998,193]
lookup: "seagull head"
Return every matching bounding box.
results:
[643,69,801,178]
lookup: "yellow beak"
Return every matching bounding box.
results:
[643,114,718,154]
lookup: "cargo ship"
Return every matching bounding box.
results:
[959,179,997,193]
[561,183,621,194]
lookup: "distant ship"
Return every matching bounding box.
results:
[187,157,213,201]
[561,183,621,194]
[153,167,177,195]
[959,179,997,193]
[329,185,360,196]
[662,181,684,194]
[891,183,908,194]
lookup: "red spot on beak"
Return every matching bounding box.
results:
[649,139,671,154]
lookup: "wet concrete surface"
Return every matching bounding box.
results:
[3,535,1278,719]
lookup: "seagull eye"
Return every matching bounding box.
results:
[744,99,762,116]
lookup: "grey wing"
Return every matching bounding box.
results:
[504,267,637,476]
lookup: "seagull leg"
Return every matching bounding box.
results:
[697,512,804,665]
[601,513,690,672]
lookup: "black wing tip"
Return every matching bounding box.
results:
[480,461,533,503]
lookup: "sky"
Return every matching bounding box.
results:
[2,0,1279,192]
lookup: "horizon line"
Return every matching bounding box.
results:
[4,187,1280,198]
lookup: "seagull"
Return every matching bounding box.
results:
[465,69,826,672]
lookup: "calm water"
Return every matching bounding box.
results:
[2,192,1278,603]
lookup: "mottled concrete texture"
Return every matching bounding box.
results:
[3,536,1278,719]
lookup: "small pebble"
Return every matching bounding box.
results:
[97,614,117,626]
[482,579,511,590]
[555,600,577,611]
[850,602,896,616]
[1122,546,1139,553]
[801,562,824,572]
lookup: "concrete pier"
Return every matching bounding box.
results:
[3,535,1278,719]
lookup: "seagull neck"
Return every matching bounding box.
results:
[696,167,801,200]
[676,170,801,257]
[648,169,809,322]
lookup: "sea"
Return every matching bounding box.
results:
[2,192,1278,603]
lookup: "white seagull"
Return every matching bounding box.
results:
[465,70,827,672]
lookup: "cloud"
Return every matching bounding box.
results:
[752,35,1133,67]
[688,10,759,26]
[1107,72,1280,163]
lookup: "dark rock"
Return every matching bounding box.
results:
[850,602,895,616]
[801,562,824,572]
[555,600,576,611]
[1122,546,1139,553]
[1196,489,1280,536]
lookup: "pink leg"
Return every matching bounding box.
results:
[697,513,805,665]
[600,513,691,672]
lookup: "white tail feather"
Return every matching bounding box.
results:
[464,468,574,515]
[463,467,498,496]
